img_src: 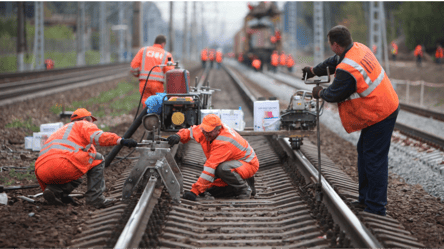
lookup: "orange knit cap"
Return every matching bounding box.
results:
[200,114,222,132]
[71,108,97,122]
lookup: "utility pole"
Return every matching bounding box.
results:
[118,2,124,62]
[370,2,382,62]
[126,2,132,61]
[201,3,205,49]
[313,2,324,65]
[76,2,85,66]
[380,3,390,76]
[289,2,297,58]
[183,2,188,60]
[100,2,107,64]
[33,1,44,70]
[169,2,174,54]
[191,2,197,61]
[17,2,26,72]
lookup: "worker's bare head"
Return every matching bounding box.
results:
[154,35,167,47]
[327,25,353,55]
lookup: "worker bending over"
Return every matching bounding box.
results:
[130,35,175,107]
[302,25,399,216]
[35,108,138,208]
[167,114,259,201]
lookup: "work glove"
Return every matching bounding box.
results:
[167,134,181,146]
[302,66,315,80]
[312,86,324,99]
[183,191,197,201]
[120,138,138,148]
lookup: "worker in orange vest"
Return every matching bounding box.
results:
[215,49,223,69]
[35,108,138,208]
[414,44,423,67]
[372,44,377,54]
[130,35,175,107]
[435,44,443,65]
[238,53,244,63]
[209,49,216,68]
[391,41,398,61]
[270,51,279,73]
[302,25,399,216]
[270,36,276,44]
[44,59,54,70]
[252,57,261,72]
[279,51,286,67]
[286,54,295,72]
[166,114,259,200]
[201,48,208,68]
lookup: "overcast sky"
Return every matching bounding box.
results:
[154,1,285,43]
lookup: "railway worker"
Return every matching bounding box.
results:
[44,58,54,70]
[286,54,295,73]
[270,50,279,73]
[201,48,208,68]
[302,25,399,216]
[435,44,443,65]
[166,114,259,201]
[130,34,175,107]
[279,51,286,67]
[252,57,261,72]
[35,108,138,208]
[372,44,377,54]
[414,44,423,67]
[215,49,223,69]
[391,41,398,61]
[238,53,244,63]
[209,49,216,68]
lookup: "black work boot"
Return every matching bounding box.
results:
[246,177,256,196]
[236,185,252,199]
[43,188,63,205]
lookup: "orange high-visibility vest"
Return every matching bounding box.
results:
[279,53,286,66]
[177,124,259,195]
[238,54,244,62]
[201,49,208,61]
[216,51,223,63]
[270,36,277,44]
[209,50,216,61]
[336,42,399,133]
[271,53,279,66]
[286,55,295,67]
[45,59,54,69]
[414,45,423,57]
[252,59,261,70]
[35,121,120,190]
[391,43,398,55]
[436,47,443,59]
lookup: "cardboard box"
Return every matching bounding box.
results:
[200,109,221,123]
[220,109,245,131]
[40,122,63,133]
[32,132,52,152]
[24,136,33,150]
[254,100,280,131]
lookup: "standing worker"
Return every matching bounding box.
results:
[166,114,259,201]
[302,25,399,216]
[372,44,377,54]
[252,57,261,72]
[391,41,398,61]
[238,52,244,63]
[44,58,54,70]
[286,54,295,72]
[270,50,279,73]
[435,44,443,65]
[215,49,223,69]
[279,51,286,68]
[35,108,138,208]
[209,49,216,68]
[201,48,208,68]
[130,35,175,107]
[414,44,423,67]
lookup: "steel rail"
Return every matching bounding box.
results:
[399,102,444,122]
[114,176,160,249]
[395,122,444,150]
[222,63,383,248]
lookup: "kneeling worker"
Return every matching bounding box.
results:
[167,114,259,201]
[35,108,138,208]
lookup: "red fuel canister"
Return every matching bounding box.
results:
[165,68,190,94]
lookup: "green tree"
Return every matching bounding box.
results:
[338,2,367,44]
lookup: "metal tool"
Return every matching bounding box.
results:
[304,67,331,202]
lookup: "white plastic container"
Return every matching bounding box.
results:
[40,122,63,133]
[200,109,221,123]
[262,117,280,131]
[253,100,280,131]
[24,136,33,150]
[220,109,245,131]
[32,132,53,152]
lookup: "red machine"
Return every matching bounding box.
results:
[165,67,190,94]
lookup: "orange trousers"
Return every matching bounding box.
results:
[139,80,164,107]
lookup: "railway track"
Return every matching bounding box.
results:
[67,65,424,248]
[0,63,130,107]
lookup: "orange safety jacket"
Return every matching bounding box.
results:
[286,55,295,67]
[209,50,216,61]
[45,59,54,69]
[201,49,208,61]
[216,51,223,63]
[414,45,423,57]
[336,42,399,133]
[252,59,261,70]
[177,124,259,195]
[35,121,120,190]
[436,47,443,59]
[271,53,279,66]
[279,53,286,66]
[391,43,398,55]
[238,54,244,62]
[130,44,174,83]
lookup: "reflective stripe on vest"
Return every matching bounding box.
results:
[203,166,215,175]
[200,172,214,182]
[140,47,167,82]
[215,135,256,163]
[341,58,386,100]
[39,123,81,156]
[189,127,194,140]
